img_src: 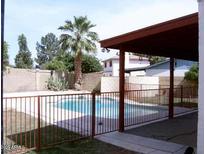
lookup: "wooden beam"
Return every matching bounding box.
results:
[169,58,174,118]
[119,50,125,132]
[114,46,198,61]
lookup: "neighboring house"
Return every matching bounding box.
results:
[102,53,150,76]
[125,59,197,77]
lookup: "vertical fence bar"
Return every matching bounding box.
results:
[181,85,183,104]
[29,97,31,148]
[92,93,96,138]
[36,96,41,152]
[158,88,160,105]
[24,97,27,148]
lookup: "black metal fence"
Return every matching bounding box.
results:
[3,86,197,153]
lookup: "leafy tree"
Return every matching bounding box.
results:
[15,34,33,68]
[3,41,9,70]
[148,56,166,65]
[44,53,102,73]
[44,58,66,71]
[60,52,74,72]
[61,53,102,73]
[58,16,99,89]
[36,33,60,65]
[42,52,74,71]
[184,64,198,82]
[82,54,102,73]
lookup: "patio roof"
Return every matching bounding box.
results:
[100,13,199,132]
[100,13,198,61]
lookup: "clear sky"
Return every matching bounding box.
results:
[5,0,198,65]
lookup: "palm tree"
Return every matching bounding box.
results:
[58,16,99,89]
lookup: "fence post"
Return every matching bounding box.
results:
[181,85,183,104]
[36,96,41,152]
[35,68,40,91]
[91,92,96,138]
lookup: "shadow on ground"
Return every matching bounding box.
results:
[125,112,197,148]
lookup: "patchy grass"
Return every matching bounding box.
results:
[7,125,81,149]
[4,110,82,153]
[4,110,138,154]
[27,139,138,154]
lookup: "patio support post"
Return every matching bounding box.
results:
[169,58,174,119]
[119,49,125,132]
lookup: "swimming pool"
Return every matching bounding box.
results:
[55,97,161,119]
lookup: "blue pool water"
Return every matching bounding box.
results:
[55,97,159,119]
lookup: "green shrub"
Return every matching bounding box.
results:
[44,58,66,71]
[184,64,198,82]
[81,54,103,73]
[47,77,68,91]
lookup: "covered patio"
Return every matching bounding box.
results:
[126,112,197,148]
[96,112,197,153]
[100,12,198,132]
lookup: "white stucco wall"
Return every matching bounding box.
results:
[112,60,120,76]
[104,59,149,76]
[101,77,119,92]
[103,52,150,76]
[130,71,146,76]
[197,0,204,154]
[127,76,159,89]
[103,60,113,76]
[101,76,159,92]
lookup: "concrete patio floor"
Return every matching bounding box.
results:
[125,112,197,148]
[96,132,188,154]
[95,112,197,154]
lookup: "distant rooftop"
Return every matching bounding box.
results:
[125,59,196,73]
[102,54,148,62]
[125,59,169,73]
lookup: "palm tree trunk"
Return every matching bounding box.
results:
[74,52,82,90]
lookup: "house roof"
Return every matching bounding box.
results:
[100,13,198,61]
[125,59,170,73]
[125,59,197,73]
[102,55,148,62]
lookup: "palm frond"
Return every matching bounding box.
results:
[87,31,99,41]
[58,24,73,32]
[58,16,99,56]
[59,34,72,51]
[84,39,97,52]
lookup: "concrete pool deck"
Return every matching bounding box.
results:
[3,90,90,97]
[3,91,196,136]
